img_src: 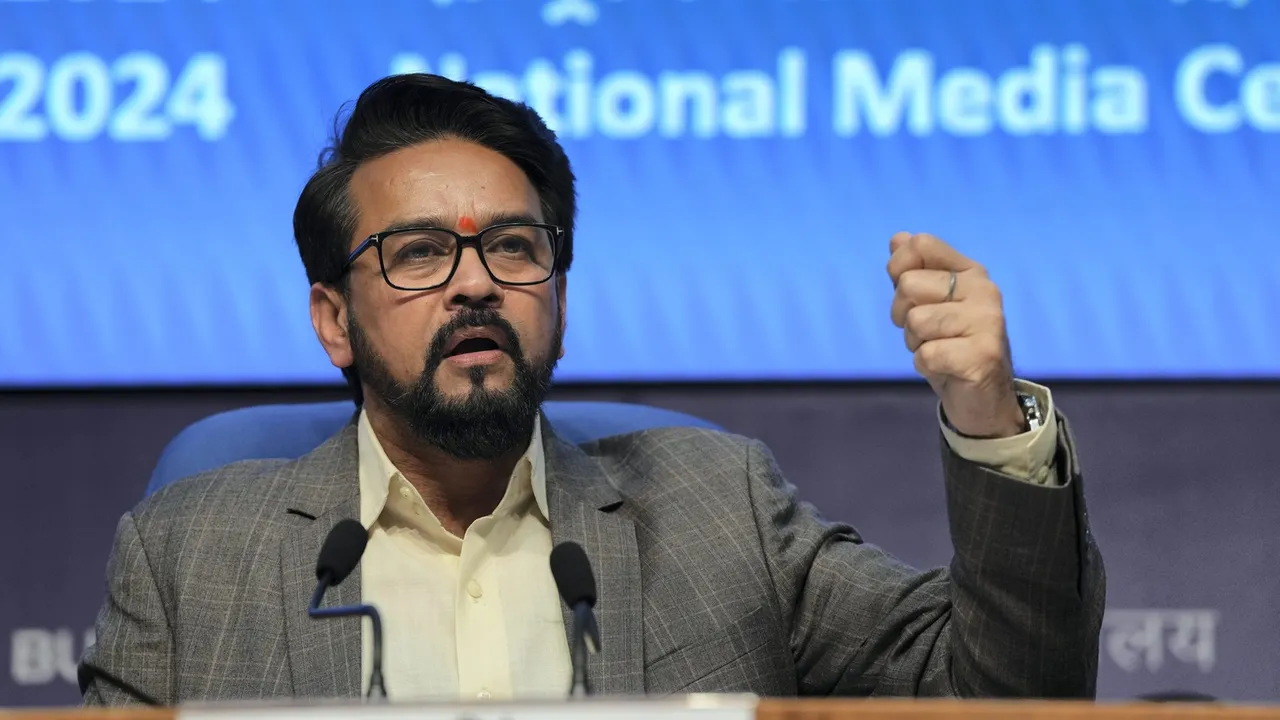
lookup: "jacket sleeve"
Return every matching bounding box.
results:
[80,511,174,706]
[747,412,1106,697]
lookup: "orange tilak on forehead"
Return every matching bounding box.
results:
[457,216,479,234]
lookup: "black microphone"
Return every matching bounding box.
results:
[550,541,600,699]
[309,519,387,700]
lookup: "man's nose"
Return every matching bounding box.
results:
[445,247,501,308]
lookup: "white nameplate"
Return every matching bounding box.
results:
[181,694,758,720]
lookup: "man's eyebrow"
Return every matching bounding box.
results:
[375,212,543,235]
[480,212,543,228]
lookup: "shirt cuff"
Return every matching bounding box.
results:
[938,379,1060,486]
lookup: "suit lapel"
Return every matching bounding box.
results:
[278,425,364,700]
[544,424,645,696]
[271,415,647,699]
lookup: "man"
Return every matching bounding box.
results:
[81,74,1104,705]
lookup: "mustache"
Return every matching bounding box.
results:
[425,308,524,367]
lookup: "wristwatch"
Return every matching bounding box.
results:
[1017,392,1045,432]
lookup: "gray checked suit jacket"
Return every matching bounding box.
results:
[81,414,1105,704]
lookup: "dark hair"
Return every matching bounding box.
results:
[293,74,578,403]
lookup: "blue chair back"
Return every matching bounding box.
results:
[147,400,722,497]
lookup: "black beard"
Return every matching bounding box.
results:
[349,307,560,460]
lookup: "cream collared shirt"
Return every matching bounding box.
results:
[358,412,571,702]
[356,379,1061,701]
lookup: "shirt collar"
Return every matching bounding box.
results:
[357,409,549,529]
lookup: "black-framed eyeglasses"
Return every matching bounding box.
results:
[343,222,563,291]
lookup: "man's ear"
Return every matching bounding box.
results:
[310,282,354,370]
[555,273,567,360]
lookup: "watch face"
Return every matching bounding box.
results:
[1018,394,1044,429]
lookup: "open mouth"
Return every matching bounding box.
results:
[445,336,502,357]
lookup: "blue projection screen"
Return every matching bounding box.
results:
[1,0,1277,385]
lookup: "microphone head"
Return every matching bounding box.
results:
[550,541,597,608]
[315,519,368,585]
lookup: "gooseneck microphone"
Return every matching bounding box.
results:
[550,541,600,699]
[309,519,387,700]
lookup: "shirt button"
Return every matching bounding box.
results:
[399,487,412,499]
[467,580,483,599]
[476,689,491,700]
[1035,466,1050,483]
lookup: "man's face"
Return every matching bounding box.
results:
[315,138,565,459]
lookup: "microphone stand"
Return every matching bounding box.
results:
[308,571,388,700]
[568,603,601,699]
[78,662,161,706]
